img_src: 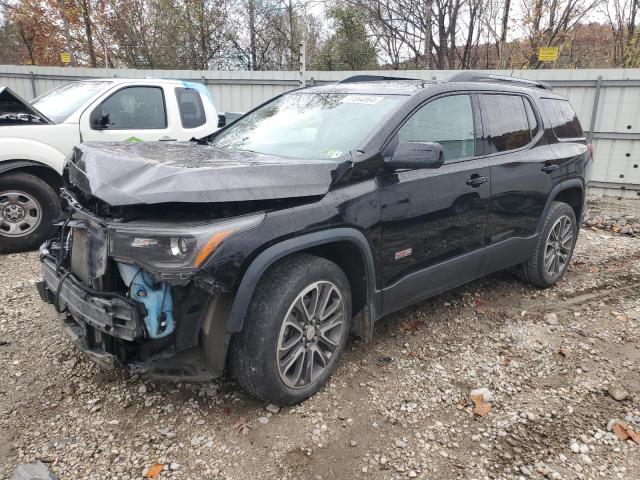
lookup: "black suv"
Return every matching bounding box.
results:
[36,73,589,405]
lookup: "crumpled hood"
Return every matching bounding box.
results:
[67,141,340,206]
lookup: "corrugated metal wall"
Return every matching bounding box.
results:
[1,64,639,197]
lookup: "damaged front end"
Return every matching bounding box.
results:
[37,190,264,381]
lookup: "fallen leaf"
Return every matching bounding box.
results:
[233,416,253,436]
[502,355,513,366]
[613,423,630,441]
[616,315,629,322]
[400,319,422,333]
[557,346,570,357]
[144,463,164,479]
[223,404,232,416]
[613,422,640,444]
[471,394,492,417]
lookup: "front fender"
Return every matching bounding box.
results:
[226,228,378,333]
[0,138,66,174]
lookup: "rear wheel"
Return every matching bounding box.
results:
[229,254,352,405]
[0,172,61,254]
[520,201,577,288]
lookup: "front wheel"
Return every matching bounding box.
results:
[520,201,577,288]
[0,172,61,254]
[229,254,352,405]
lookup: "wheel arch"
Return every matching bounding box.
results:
[537,179,585,234]
[0,160,64,194]
[226,228,378,334]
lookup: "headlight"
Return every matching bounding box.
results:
[108,213,264,273]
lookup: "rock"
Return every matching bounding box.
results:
[570,442,580,453]
[607,385,629,402]
[395,439,407,448]
[544,313,558,325]
[190,436,202,447]
[266,404,280,414]
[580,454,592,465]
[169,463,180,470]
[258,416,269,424]
[350,440,357,447]
[11,462,59,480]
[138,385,148,394]
[520,465,532,476]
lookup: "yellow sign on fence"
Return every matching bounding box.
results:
[60,52,71,64]
[538,47,559,62]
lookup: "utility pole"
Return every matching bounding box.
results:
[58,0,75,66]
[299,40,306,88]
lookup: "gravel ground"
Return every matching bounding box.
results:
[1,197,639,480]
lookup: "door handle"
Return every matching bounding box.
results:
[542,164,560,173]
[466,176,488,187]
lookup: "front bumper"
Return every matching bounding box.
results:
[37,255,217,381]
[37,257,143,341]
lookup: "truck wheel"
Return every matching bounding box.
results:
[520,201,577,288]
[229,254,352,405]
[0,172,61,254]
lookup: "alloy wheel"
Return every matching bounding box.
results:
[544,214,573,277]
[276,281,346,389]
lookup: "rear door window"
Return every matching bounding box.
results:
[176,87,206,129]
[540,98,584,139]
[90,86,166,130]
[398,94,476,162]
[479,94,532,153]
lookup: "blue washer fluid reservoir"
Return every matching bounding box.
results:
[116,263,175,338]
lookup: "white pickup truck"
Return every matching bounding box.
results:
[0,79,220,253]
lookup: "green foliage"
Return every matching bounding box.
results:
[315,5,377,70]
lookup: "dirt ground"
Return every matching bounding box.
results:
[1,197,639,480]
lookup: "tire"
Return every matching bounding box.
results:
[0,172,61,254]
[229,254,352,405]
[520,201,577,288]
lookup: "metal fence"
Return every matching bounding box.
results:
[1,64,639,197]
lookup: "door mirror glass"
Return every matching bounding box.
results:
[388,140,444,170]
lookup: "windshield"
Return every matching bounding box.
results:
[210,92,403,159]
[32,81,111,123]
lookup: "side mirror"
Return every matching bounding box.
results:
[388,140,444,170]
[91,112,112,130]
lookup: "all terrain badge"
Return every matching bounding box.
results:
[395,248,412,260]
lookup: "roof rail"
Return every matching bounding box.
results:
[448,71,552,91]
[338,74,419,83]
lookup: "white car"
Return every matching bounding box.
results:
[0,79,220,252]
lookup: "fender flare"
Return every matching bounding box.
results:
[537,178,585,233]
[226,228,378,333]
[0,159,49,175]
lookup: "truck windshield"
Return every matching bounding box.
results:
[210,92,403,159]
[32,81,111,123]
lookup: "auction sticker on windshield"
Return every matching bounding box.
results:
[340,95,384,105]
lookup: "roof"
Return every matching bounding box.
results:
[74,78,198,86]
[302,79,433,96]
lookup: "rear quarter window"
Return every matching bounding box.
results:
[176,87,206,129]
[540,98,584,139]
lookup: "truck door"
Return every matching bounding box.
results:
[478,92,561,274]
[80,85,175,143]
[379,93,490,314]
